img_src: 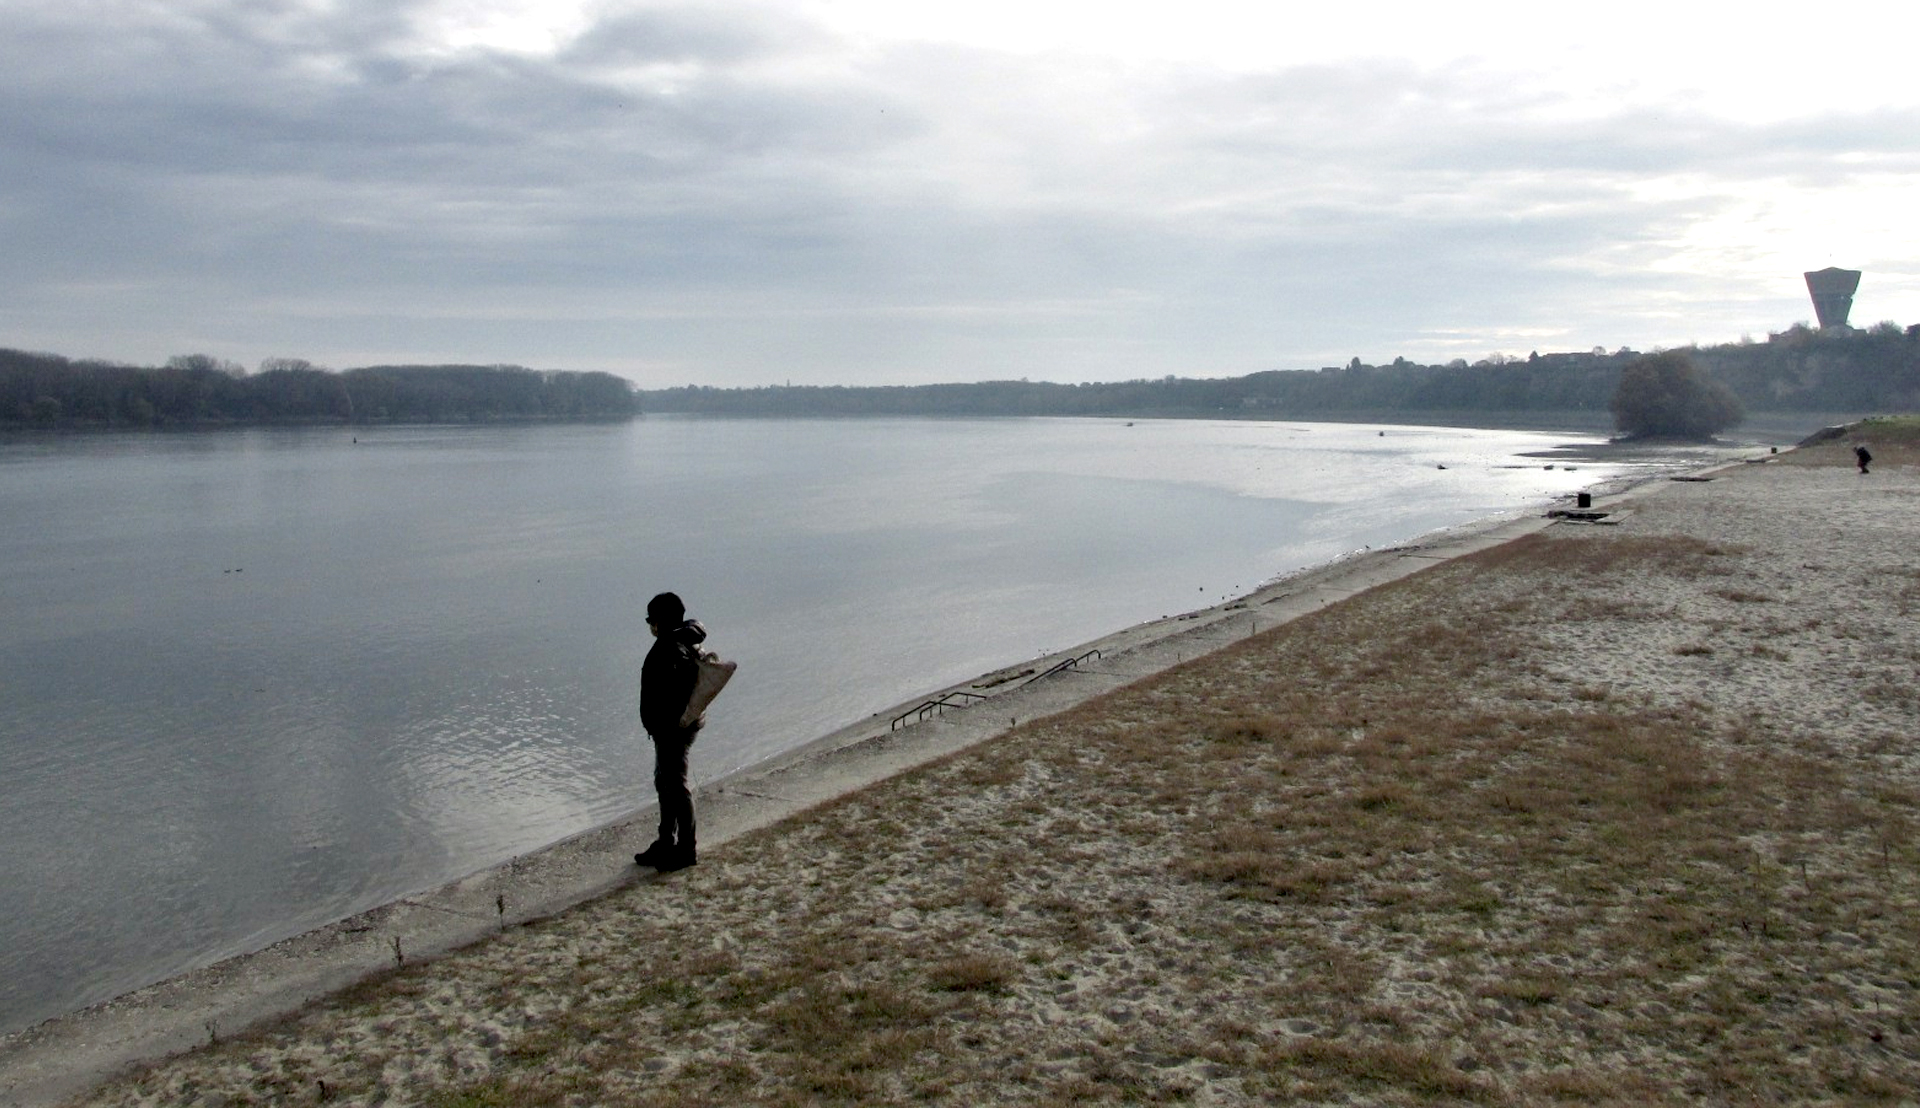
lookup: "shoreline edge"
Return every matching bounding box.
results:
[0,447,1769,1106]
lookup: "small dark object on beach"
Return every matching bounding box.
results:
[1854,445,1872,474]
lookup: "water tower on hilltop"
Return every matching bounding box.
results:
[1804,267,1861,329]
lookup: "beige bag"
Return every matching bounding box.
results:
[679,648,737,728]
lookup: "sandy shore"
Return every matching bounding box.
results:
[12,427,1920,1105]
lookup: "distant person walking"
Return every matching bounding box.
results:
[635,591,705,872]
[1854,444,1872,474]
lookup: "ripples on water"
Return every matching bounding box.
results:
[0,416,1785,1032]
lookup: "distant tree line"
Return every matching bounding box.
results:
[639,323,1920,423]
[9,319,1915,431]
[1688,322,1920,414]
[0,351,639,427]
[635,355,1635,424]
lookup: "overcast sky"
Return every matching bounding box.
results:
[4,1,1916,387]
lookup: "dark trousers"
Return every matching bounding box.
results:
[652,730,695,848]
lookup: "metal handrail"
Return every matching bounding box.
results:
[890,690,989,731]
[1028,648,1102,683]
[886,648,1105,731]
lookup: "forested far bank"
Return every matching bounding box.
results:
[639,324,1920,421]
[0,352,639,427]
[9,321,1917,430]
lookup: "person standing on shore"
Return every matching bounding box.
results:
[1855,444,1872,474]
[635,591,704,872]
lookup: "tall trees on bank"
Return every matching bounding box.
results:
[0,350,639,426]
[7,321,1916,429]
[1609,351,1745,439]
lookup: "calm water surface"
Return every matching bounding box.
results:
[0,416,1757,1032]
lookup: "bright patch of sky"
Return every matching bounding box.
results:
[2,0,1915,385]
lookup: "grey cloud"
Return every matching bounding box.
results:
[0,2,1908,381]
[1157,61,1920,187]
[2,1,918,291]
[561,4,815,67]
[4,1,895,184]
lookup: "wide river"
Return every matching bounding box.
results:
[0,415,1790,1033]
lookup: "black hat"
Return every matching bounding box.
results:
[647,591,685,626]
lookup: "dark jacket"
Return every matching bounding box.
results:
[640,619,708,738]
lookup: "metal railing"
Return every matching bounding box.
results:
[1028,648,1101,683]
[890,690,989,731]
[886,648,1105,732]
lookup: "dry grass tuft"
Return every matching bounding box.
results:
[925,952,1018,994]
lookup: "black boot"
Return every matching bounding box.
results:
[659,842,698,871]
[634,839,673,868]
